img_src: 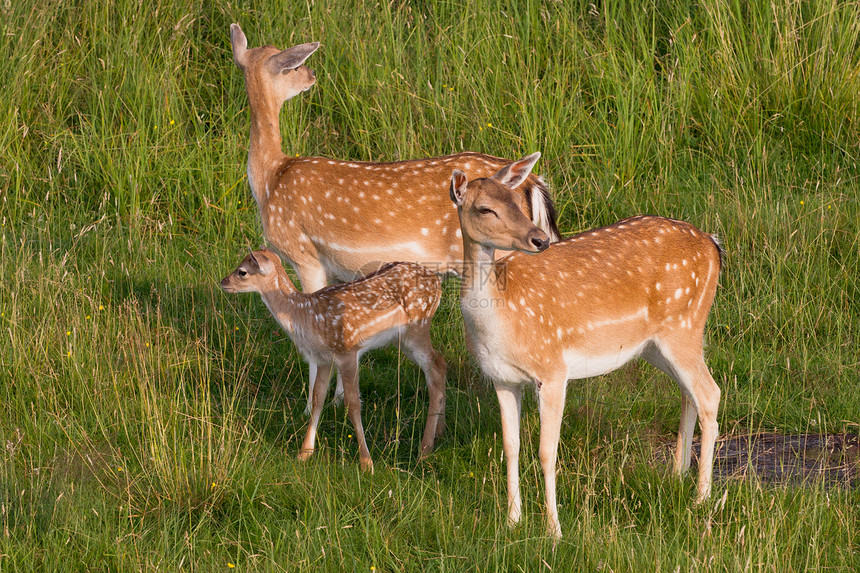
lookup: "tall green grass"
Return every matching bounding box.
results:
[1,0,858,569]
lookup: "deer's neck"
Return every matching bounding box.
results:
[459,233,533,384]
[246,93,287,205]
[256,270,300,333]
[460,235,503,303]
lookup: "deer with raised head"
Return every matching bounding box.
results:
[221,249,447,469]
[229,23,560,413]
[449,153,722,538]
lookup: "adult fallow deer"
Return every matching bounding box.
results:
[449,153,722,538]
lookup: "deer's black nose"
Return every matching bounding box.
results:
[531,236,550,251]
[532,237,548,250]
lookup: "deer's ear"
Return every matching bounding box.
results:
[491,152,541,189]
[450,170,469,206]
[254,249,277,274]
[267,42,320,75]
[246,248,261,270]
[230,23,249,69]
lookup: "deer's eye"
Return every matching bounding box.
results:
[238,270,247,277]
[477,206,496,216]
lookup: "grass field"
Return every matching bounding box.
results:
[1,0,859,569]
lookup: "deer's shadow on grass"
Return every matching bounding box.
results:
[104,268,307,434]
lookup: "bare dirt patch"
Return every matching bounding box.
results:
[661,433,860,488]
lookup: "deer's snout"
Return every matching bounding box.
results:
[528,229,551,252]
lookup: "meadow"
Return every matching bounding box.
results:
[1,0,858,570]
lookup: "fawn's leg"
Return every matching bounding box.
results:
[298,361,333,460]
[402,323,447,459]
[336,352,373,471]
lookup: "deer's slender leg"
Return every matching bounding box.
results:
[537,375,567,539]
[402,323,447,459]
[646,338,721,501]
[298,361,334,460]
[494,382,524,527]
[336,352,373,471]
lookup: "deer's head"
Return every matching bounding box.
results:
[221,248,286,293]
[231,24,319,107]
[450,152,550,254]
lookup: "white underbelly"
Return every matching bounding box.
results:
[356,325,404,356]
[563,341,646,380]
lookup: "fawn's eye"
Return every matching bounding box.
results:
[238,270,247,277]
[477,206,496,216]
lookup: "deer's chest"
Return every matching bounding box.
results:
[460,292,532,385]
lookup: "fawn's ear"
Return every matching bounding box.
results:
[252,249,277,275]
[230,23,249,69]
[266,42,320,75]
[450,170,469,207]
[491,152,541,189]
[246,248,261,270]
